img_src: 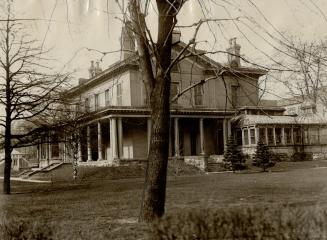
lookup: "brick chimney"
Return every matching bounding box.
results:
[172,30,181,44]
[227,38,241,67]
[120,21,135,59]
[88,60,95,78]
[95,61,102,75]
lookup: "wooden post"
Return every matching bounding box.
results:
[110,118,118,159]
[147,118,152,154]
[174,118,180,157]
[98,121,103,160]
[199,118,205,155]
[118,118,123,158]
[87,125,92,161]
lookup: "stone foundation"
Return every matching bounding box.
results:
[184,155,208,171]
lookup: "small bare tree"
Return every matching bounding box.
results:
[0,3,69,194]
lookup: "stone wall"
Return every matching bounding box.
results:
[184,156,208,171]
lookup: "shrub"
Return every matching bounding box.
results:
[253,140,275,171]
[223,137,246,172]
[292,152,313,162]
[152,205,327,240]
[0,218,55,240]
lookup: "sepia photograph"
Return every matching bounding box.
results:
[0,0,327,239]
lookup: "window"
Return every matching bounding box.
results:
[320,127,327,144]
[236,129,242,145]
[293,128,301,144]
[309,127,319,144]
[75,103,81,115]
[243,129,249,145]
[194,84,203,106]
[275,128,282,145]
[105,89,110,106]
[117,83,122,106]
[303,128,309,144]
[171,82,179,103]
[250,128,255,144]
[267,128,274,145]
[231,85,239,108]
[94,93,99,110]
[171,62,180,72]
[284,128,292,144]
[85,98,90,112]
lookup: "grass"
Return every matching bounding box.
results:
[1,160,327,239]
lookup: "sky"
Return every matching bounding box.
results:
[5,0,327,100]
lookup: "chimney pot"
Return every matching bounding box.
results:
[227,38,241,67]
[121,21,135,59]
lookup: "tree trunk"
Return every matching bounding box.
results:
[130,0,177,222]
[3,117,12,194]
[140,74,171,222]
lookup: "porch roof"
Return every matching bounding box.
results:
[233,114,296,126]
[234,113,327,127]
[81,106,236,123]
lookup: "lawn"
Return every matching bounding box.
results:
[1,161,327,239]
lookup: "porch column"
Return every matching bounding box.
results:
[78,134,82,162]
[241,128,245,145]
[48,133,52,161]
[97,122,103,160]
[227,119,232,138]
[147,118,152,154]
[291,126,294,144]
[118,118,123,158]
[265,127,268,145]
[273,127,276,145]
[87,125,92,161]
[281,127,285,145]
[174,117,180,157]
[36,144,40,162]
[199,118,205,155]
[255,127,259,144]
[110,118,118,159]
[223,119,228,147]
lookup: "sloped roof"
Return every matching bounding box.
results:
[233,114,296,126]
[234,112,327,127]
[67,41,267,97]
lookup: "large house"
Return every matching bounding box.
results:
[35,26,268,169]
[31,26,327,171]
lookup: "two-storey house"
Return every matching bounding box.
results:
[36,25,266,168]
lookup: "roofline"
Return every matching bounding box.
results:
[67,41,267,97]
[239,106,285,111]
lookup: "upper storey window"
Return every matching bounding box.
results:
[170,81,179,104]
[94,93,99,110]
[194,85,203,106]
[105,89,110,107]
[117,83,122,106]
[85,98,90,112]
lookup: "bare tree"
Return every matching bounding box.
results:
[0,3,69,194]
[127,0,192,222]
[279,37,327,105]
